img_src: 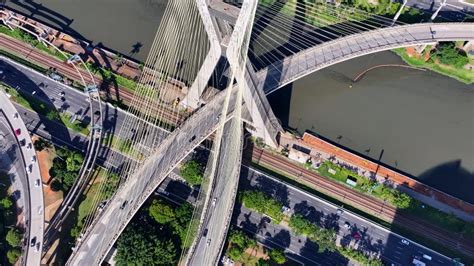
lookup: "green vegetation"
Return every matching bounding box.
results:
[268,248,286,264]
[115,223,176,265]
[0,25,68,61]
[289,214,336,253]
[115,198,193,265]
[316,161,412,209]
[338,247,383,266]
[226,229,257,262]
[86,62,138,92]
[5,229,22,247]
[70,168,109,240]
[102,172,120,199]
[1,24,138,94]
[148,199,194,248]
[251,162,474,264]
[1,84,90,135]
[240,190,284,223]
[0,171,23,265]
[180,160,204,186]
[432,42,470,68]
[393,45,473,84]
[6,248,21,264]
[49,146,84,191]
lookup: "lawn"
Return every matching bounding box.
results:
[393,48,474,84]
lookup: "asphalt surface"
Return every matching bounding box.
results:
[0,58,459,265]
[235,166,454,266]
[0,114,30,265]
[69,78,233,265]
[0,89,44,266]
[189,122,243,265]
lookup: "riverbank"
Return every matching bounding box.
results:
[393,47,474,84]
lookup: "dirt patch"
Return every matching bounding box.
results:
[32,136,63,222]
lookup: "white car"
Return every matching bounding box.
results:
[37,206,42,214]
[212,197,217,206]
[344,221,351,229]
[26,165,32,174]
[400,239,410,245]
[31,155,36,163]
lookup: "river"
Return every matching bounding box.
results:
[4,1,474,202]
[4,0,167,62]
[268,51,474,203]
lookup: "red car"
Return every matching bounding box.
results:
[352,232,361,240]
[15,128,21,136]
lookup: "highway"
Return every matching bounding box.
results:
[68,77,234,265]
[237,166,454,266]
[250,148,474,258]
[0,89,44,266]
[0,57,159,168]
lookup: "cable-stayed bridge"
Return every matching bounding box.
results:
[66,0,473,265]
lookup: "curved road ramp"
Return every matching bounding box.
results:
[0,88,44,265]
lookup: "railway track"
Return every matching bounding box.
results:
[0,35,185,126]
[250,148,474,258]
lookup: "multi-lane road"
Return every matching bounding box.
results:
[0,53,468,264]
[0,88,44,266]
[236,166,454,266]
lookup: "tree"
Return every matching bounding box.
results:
[103,173,120,199]
[62,171,77,190]
[257,258,270,266]
[227,246,244,261]
[269,248,286,264]
[433,42,469,68]
[34,138,51,151]
[50,178,62,191]
[0,197,13,209]
[180,160,203,186]
[115,224,176,265]
[241,191,284,223]
[65,151,83,172]
[6,229,22,247]
[171,202,193,245]
[149,199,176,224]
[7,248,21,264]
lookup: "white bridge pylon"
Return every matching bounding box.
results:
[184,0,282,148]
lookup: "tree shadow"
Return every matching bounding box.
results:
[130,42,142,55]
[293,200,324,225]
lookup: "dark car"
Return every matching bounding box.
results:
[30,236,37,247]
[15,128,21,136]
[203,228,208,237]
[120,200,128,210]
